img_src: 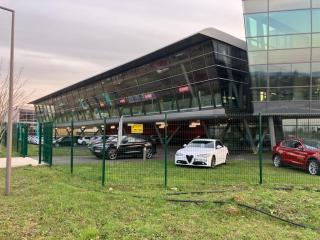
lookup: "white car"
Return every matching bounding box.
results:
[78,136,91,145]
[175,139,229,168]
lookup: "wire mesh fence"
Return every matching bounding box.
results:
[39,113,320,187]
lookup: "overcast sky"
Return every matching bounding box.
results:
[0,0,245,103]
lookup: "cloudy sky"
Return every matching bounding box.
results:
[0,0,245,103]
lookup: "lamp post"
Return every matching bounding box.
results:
[0,6,15,196]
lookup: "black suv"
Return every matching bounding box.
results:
[54,136,81,147]
[90,135,156,160]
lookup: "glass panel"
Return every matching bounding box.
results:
[269,63,310,87]
[268,48,311,64]
[313,0,320,8]
[243,0,268,14]
[312,48,320,61]
[312,33,320,47]
[312,86,320,100]
[269,0,310,11]
[269,87,310,100]
[247,37,268,51]
[176,85,198,110]
[252,89,267,101]
[313,9,320,32]
[157,89,177,112]
[244,13,268,37]
[269,10,311,35]
[248,51,268,65]
[194,81,213,108]
[312,62,320,85]
[269,34,311,50]
[249,65,268,87]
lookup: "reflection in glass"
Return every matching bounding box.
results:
[269,10,311,36]
[247,37,268,51]
[269,34,311,50]
[245,13,268,37]
[269,0,310,11]
[243,0,268,14]
[249,65,268,88]
[269,87,309,100]
[313,9,320,32]
[268,48,310,64]
[248,51,268,65]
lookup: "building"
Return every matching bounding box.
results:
[31,28,251,126]
[242,0,320,146]
[243,0,320,114]
[13,106,37,135]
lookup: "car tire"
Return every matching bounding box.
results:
[107,148,117,160]
[225,153,229,165]
[308,159,319,175]
[82,142,86,146]
[273,154,282,167]
[146,148,153,159]
[211,156,216,168]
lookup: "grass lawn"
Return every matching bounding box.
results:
[0,161,320,239]
[0,144,92,158]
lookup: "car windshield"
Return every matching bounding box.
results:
[304,139,320,150]
[187,140,215,148]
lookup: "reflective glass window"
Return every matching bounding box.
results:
[312,48,320,61]
[249,65,268,87]
[312,62,320,85]
[312,33,320,47]
[157,89,177,112]
[269,63,310,87]
[312,86,320,100]
[248,51,268,65]
[252,89,267,101]
[313,0,320,8]
[247,37,268,51]
[269,34,311,50]
[313,9,320,32]
[268,48,311,64]
[245,13,268,37]
[193,81,213,108]
[269,87,310,100]
[144,97,160,114]
[243,0,268,14]
[176,85,199,110]
[269,0,310,11]
[269,10,311,35]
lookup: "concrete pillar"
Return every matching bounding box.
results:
[268,116,276,149]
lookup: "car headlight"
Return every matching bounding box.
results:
[175,152,183,156]
[197,154,210,158]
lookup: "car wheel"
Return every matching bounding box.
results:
[273,154,282,167]
[308,159,319,175]
[82,142,86,146]
[146,148,153,159]
[211,156,216,168]
[107,148,117,160]
[225,153,229,165]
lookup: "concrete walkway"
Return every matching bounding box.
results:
[0,157,42,168]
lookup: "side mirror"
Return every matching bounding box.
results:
[216,145,222,149]
[183,144,187,148]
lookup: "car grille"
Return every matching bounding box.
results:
[186,155,193,163]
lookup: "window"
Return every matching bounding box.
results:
[269,34,311,50]
[268,49,311,64]
[269,63,310,87]
[245,13,268,37]
[250,65,268,88]
[269,10,311,35]
[243,0,268,14]
[312,33,320,47]
[269,87,310,100]
[247,37,268,51]
[312,62,320,86]
[313,0,320,8]
[313,9,320,32]
[269,0,310,11]
[248,51,268,65]
[312,48,320,62]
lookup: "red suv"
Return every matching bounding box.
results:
[272,138,320,175]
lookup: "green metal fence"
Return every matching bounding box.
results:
[40,113,320,188]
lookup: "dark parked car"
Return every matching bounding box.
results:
[272,138,320,175]
[89,135,156,160]
[54,136,81,147]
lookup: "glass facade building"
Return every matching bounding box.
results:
[32,28,250,124]
[243,0,320,113]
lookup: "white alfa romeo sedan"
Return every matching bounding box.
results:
[175,139,229,168]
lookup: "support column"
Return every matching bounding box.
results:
[268,116,276,149]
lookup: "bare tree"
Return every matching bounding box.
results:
[0,61,30,154]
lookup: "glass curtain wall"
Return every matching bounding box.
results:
[34,39,249,122]
[243,0,320,111]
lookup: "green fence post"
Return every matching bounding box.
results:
[38,123,42,164]
[71,117,74,174]
[259,112,263,184]
[164,113,168,188]
[102,117,106,186]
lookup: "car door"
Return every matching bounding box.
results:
[278,140,292,164]
[290,140,308,167]
[215,141,227,164]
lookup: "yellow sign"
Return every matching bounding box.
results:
[131,124,143,134]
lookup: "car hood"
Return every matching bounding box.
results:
[176,147,215,155]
